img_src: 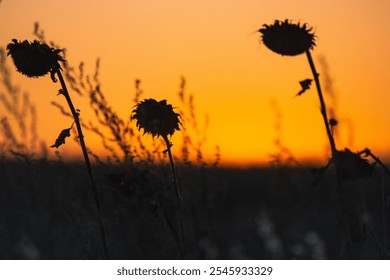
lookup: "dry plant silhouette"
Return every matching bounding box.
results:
[317,55,356,149]
[6,38,109,259]
[21,23,220,259]
[0,47,43,162]
[32,23,219,167]
[32,23,137,164]
[132,98,186,257]
[3,17,390,260]
[268,99,299,167]
[176,77,221,167]
[259,19,390,258]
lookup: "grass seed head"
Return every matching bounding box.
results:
[259,19,316,56]
[6,39,65,78]
[131,98,181,139]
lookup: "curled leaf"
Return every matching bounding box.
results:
[50,122,74,148]
[296,78,313,96]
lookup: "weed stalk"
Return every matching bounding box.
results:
[306,50,357,257]
[163,135,186,258]
[56,69,109,259]
[305,50,336,155]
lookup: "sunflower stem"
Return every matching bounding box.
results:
[56,69,109,260]
[305,50,358,257]
[163,135,186,258]
[305,50,337,156]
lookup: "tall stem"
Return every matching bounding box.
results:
[56,69,109,259]
[306,51,357,256]
[305,50,337,156]
[163,135,186,257]
[163,136,181,200]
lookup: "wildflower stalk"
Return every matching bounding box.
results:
[305,52,354,254]
[132,98,185,257]
[258,20,371,256]
[306,51,358,256]
[6,39,109,259]
[162,135,181,199]
[162,135,186,257]
[305,50,337,155]
[359,148,390,247]
[56,70,109,260]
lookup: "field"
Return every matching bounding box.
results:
[1,160,388,259]
[1,22,390,261]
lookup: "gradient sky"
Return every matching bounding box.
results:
[1,0,390,166]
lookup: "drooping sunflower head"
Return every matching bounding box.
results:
[333,148,374,181]
[6,39,65,78]
[259,19,316,56]
[131,98,181,139]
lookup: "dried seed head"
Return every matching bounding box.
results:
[259,19,316,56]
[131,98,181,139]
[333,148,374,180]
[6,39,65,78]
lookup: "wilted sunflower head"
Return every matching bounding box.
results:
[259,19,316,56]
[6,39,65,78]
[333,148,374,181]
[131,98,181,139]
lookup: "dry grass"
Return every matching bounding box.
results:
[0,22,389,260]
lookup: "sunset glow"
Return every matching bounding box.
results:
[1,0,390,167]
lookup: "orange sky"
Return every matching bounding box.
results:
[1,0,390,167]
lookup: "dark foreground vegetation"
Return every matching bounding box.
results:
[1,161,389,259]
[1,22,390,260]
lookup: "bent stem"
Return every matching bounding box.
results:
[163,135,186,257]
[306,51,357,257]
[56,69,109,259]
[305,50,337,156]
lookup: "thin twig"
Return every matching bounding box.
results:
[359,148,390,176]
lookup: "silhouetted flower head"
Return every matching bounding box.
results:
[259,19,316,56]
[333,148,374,180]
[132,98,181,139]
[6,39,65,78]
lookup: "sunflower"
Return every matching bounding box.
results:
[259,19,316,56]
[6,39,65,78]
[333,148,374,180]
[131,98,181,139]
